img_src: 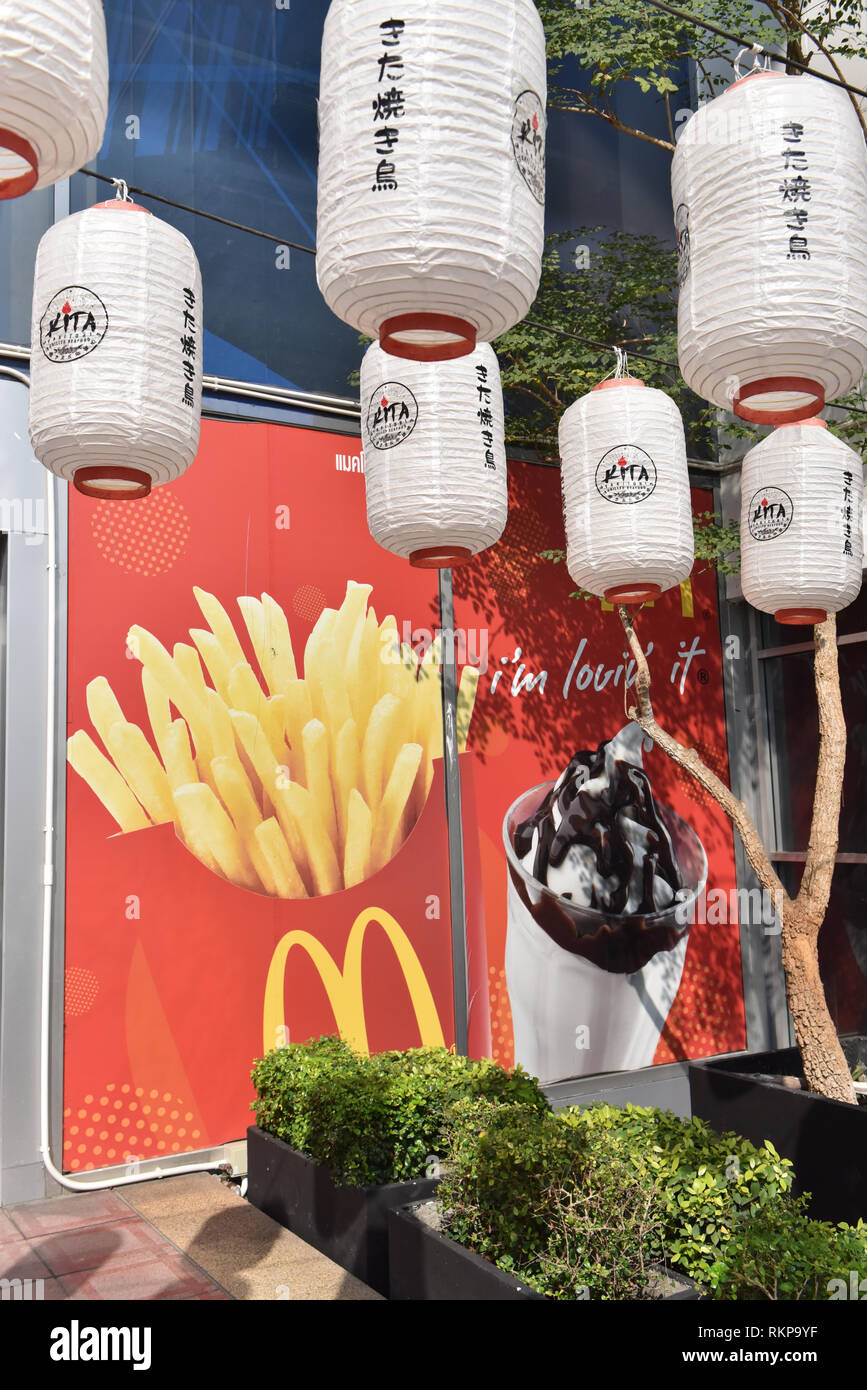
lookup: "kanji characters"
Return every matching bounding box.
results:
[476,363,497,470]
[372,159,398,192]
[779,124,812,259]
[372,88,405,121]
[780,175,812,203]
[180,286,197,408]
[371,21,407,191]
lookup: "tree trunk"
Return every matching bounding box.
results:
[618,607,855,1105]
[782,615,854,1102]
[781,904,854,1103]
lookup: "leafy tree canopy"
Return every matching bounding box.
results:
[537,0,867,149]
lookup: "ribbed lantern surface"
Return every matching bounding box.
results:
[360,340,507,566]
[559,378,694,603]
[317,0,546,362]
[672,71,867,425]
[740,419,863,624]
[30,202,203,499]
[0,0,108,199]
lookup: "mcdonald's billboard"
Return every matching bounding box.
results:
[63,420,745,1169]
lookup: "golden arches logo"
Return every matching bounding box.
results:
[263,907,445,1056]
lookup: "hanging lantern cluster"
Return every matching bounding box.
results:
[360,340,507,567]
[29,190,203,499]
[316,0,547,362]
[739,420,863,625]
[0,0,109,199]
[671,60,867,425]
[558,370,694,604]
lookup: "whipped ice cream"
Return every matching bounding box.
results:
[514,722,683,920]
[504,722,707,1083]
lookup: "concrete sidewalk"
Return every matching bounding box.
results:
[0,1172,381,1301]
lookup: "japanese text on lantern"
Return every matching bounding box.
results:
[843,468,854,556]
[476,362,497,471]
[371,18,406,193]
[779,121,811,262]
[180,286,197,409]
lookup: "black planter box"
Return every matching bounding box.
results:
[689,1034,867,1226]
[246,1126,438,1295]
[387,1203,701,1301]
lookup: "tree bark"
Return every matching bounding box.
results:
[618,606,855,1105]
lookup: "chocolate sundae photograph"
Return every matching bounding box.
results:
[504,723,707,1083]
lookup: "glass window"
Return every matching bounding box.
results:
[761,592,867,856]
[762,582,867,1037]
[777,863,867,1037]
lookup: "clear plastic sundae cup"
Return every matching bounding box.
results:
[504,781,708,1084]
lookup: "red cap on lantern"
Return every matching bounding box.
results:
[409,546,473,569]
[0,128,39,199]
[74,467,152,501]
[380,314,477,363]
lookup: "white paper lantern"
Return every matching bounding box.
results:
[360,339,507,566]
[0,0,108,199]
[671,70,867,425]
[740,419,863,624]
[29,198,203,499]
[317,0,546,362]
[559,378,694,603]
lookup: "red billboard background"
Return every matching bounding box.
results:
[454,463,746,1072]
[63,419,746,1171]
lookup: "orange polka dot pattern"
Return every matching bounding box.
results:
[655,957,742,1065]
[90,491,191,577]
[63,1084,202,1172]
[488,965,514,1069]
[292,584,327,624]
[64,967,99,1018]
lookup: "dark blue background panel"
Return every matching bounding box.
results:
[3,1,683,397]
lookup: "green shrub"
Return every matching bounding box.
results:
[564,1103,794,1287]
[250,1036,548,1186]
[438,1097,667,1300]
[708,1197,867,1300]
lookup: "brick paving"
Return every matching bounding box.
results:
[0,1173,380,1301]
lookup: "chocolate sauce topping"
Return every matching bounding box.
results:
[514,741,683,915]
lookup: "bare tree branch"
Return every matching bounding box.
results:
[798,616,847,912]
[617,604,856,1105]
[778,2,867,142]
[618,605,787,906]
[550,89,676,153]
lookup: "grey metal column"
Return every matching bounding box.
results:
[0,376,56,1204]
[438,568,469,1054]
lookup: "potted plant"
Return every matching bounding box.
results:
[246,1036,547,1295]
[537,513,866,1214]
[688,1035,867,1225]
[388,1097,864,1301]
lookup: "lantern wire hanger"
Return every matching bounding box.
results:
[636,0,867,97]
[598,345,631,386]
[733,44,772,81]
